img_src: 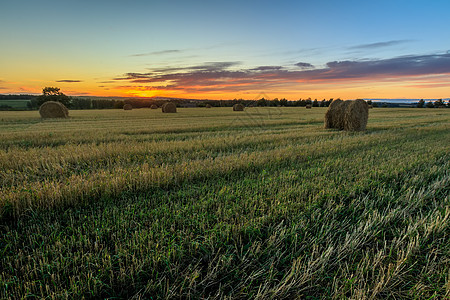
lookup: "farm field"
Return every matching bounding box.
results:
[0,107,449,299]
[0,100,30,110]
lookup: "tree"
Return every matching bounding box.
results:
[36,87,71,107]
[71,98,92,109]
[257,98,267,107]
[305,98,312,106]
[417,99,425,108]
[434,99,444,108]
[425,101,434,108]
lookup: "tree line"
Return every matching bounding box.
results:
[416,99,448,108]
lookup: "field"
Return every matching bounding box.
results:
[0,100,30,110]
[0,107,449,299]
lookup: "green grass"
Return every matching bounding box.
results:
[0,107,449,299]
[0,100,30,109]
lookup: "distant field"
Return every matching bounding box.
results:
[0,99,30,109]
[0,107,449,299]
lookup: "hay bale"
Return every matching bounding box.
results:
[39,101,69,118]
[324,99,368,131]
[205,104,212,108]
[344,99,369,131]
[306,104,312,109]
[61,104,69,116]
[150,104,158,109]
[162,102,177,113]
[123,104,133,110]
[233,104,244,111]
[324,99,344,129]
[368,105,373,109]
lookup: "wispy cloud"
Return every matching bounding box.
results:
[349,40,413,50]
[114,62,241,81]
[402,82,450,88]
[67,91,92,95]
[56,79,83,83]
[155,62,241,73]
[321,53,450,79]
[295,62,314,69]
[250,66,283,71]
[111,53,450,93]
[130,49,182,57]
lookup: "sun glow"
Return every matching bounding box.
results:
[123,89,159,98]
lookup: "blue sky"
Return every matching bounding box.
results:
[1,0,450,99]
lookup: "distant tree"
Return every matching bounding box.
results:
[434,99,444,108]
[305,98,312,106]
[36,87,71,107]
[257,98,267,106]
[71,98,92,109]
[113,100,125,109]
[417,99,425,108]
[312,99,319,107]
[366,100,372,105]
[425,101,434,108]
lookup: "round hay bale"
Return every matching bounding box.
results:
[368,105,373,109]
[162,102,177,113]
[306,104,312,109]
[205,104,212,108]
[123,104,133,110]
[324,99,344,129]
[344,99,369,131]
[324,99,368,131]
[39,101,69,118]
[233,104,244,111]
[61,104,69,116]
[150,104,158,109]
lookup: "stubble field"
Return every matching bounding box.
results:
[0,107,449,299]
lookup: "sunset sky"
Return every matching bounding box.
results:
[1,0,450,100]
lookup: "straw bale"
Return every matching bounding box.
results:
[39,101,69,118]
[162,102,177,113]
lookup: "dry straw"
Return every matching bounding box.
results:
[162,102,177,113]
[150,104,158,109]
[324,99,369,131]
[233,104,244,111]
[123,104,133,110]
[39,101,69,118]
